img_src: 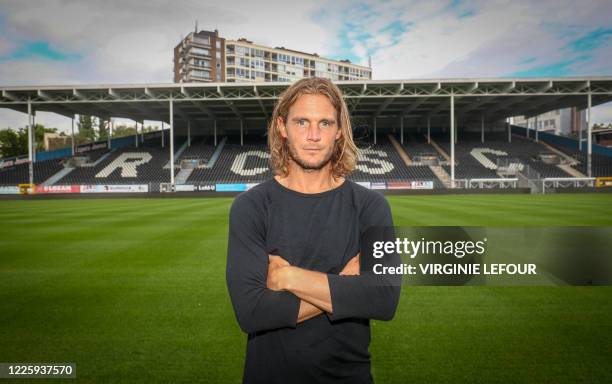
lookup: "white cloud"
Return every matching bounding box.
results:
[357,0,612,79]
[0,0,333,131]
[1,0,611,131]
[592,101,612,125]
[0,36,15,56]
[0,59,87,85]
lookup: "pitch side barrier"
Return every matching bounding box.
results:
[541,177,596,194]
[164,180,437,193]
[5,177,611,199]
[452,177,611,194]
[0,184,150,195]
[117,180,530,196]
[2,180,435,197]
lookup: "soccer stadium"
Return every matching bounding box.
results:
[1,78,612,382]
[2,78,612,192]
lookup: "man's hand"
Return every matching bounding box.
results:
[340,253,360,276]
[266,253,359,318]
[268,253,359,291]
[267,255,291,291]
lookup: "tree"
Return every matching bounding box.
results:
[593,122,612,131]
[98,118,109,141]
[0,128,26,158]
[77,115,96,143]
[1,124,61,157]
[112,124,137,138]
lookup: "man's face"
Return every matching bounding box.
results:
[278,93,341,172]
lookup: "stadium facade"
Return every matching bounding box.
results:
[1,77,612,194]
[173,29,372,83]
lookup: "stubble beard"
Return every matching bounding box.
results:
[287,141,335,173]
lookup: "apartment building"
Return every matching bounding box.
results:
[514,107,587,137]
[174,29,372,83]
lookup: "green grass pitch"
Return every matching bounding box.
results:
[0,193,611,383]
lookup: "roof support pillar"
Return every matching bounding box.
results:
[587,91,592,177]
[450,94,455,187]
[481,115,484,143]
[169,98,175,186]
[71,115,76,156]
[27,99,34,185]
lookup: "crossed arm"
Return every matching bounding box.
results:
[266,254,360,323]
[226,193,400,334]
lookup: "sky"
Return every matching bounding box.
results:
[0,0,611,133]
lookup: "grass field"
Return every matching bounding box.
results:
[0,193,611,383]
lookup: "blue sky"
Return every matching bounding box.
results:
[0,0,611,130]
[313,0,611,79]
[0,41,80,61]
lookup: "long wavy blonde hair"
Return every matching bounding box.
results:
[268,77,358,178]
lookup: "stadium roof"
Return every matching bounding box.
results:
[1,77,611,124]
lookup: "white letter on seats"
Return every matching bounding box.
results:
[96,152,152,178]
[231,150,270,176]
[356,149,394,175]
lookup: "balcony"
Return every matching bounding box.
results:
[190,36,211,47]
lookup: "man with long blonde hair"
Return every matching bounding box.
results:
[226,77,400,383]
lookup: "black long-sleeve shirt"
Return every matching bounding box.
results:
[226,178,401,384]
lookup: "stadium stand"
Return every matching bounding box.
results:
[56,147,181,190]
[75,148,109,162]
[402,134,443,162]
[543,143,612,177]
[178,136,216,165]
[351,135,440,184]
[188,135,271,184]
[3,127,607,191]
[45,134,185,191]
[434,132,575,179]
[0,158,64,185]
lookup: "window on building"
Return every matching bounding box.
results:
[236,68,248,78]
[191,70,211,79]
[216,40,221,49]
[191,47,210,56]
[193,36,210,46]
[278,54,290,63]
[192,59,210,68]
[253,59,265,69]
